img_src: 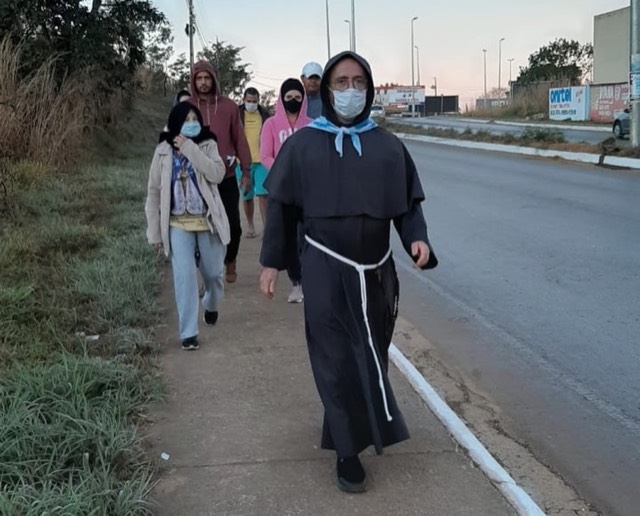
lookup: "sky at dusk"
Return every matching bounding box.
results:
[154,0,629,107]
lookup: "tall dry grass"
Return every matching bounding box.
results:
[0,38,97,167]
[468,83,551,119]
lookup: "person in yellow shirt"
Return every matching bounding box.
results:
[237,87,271,238]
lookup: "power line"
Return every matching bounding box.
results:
[194,20,208,50]
[250,79,277,89]
[252,71,284,82]
[194,0,215,43]
[195,0,214,32]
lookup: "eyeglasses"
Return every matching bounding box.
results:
[331,77,368,92]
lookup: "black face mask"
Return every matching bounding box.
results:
[284,98,302,114]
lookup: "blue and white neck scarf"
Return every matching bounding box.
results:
[309,116,378,157]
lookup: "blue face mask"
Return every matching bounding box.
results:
[181,121,201,138]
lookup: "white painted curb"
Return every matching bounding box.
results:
[395,132,640,170]
[389,344,547,516]
[494,120,606,132]
[408,116,613,132]
[422,118,608,133]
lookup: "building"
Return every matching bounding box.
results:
[593,7,629,85]
[591,7,629,122]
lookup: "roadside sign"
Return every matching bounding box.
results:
[630,72,640,101]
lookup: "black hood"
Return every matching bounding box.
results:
[160,101,216,149]
[320,51,375,127]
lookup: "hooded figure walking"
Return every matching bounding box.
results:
[146,102,229,351]
[189,61,252,285]
[259,51,438,492]
[260,78,312,304]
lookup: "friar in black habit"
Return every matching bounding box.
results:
[259,51,438,493]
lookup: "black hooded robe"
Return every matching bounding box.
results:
[259,52,437,458]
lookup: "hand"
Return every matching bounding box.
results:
[151,242,163,253]
[411,241,430,269]
[240,175,252,192]
[173,134,188,149]
[260,267,279,299]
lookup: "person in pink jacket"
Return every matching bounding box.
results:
[260,78,312,303]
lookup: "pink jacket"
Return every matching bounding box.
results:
[260,92,312,170]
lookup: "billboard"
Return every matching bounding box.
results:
[374,86,426,110]
[590,83,629,122]
[548,86,590,121]
[425,96,459,115]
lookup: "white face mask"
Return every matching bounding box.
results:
[245,102,258,113]
[331,88,367,120]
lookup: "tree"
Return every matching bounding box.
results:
[261,89,276,113]
[516,38,593,86]
[486,87,509,99]
[197,40,252,98]
[167,53,190,90]
[145,23,174,95]
[0,0,167,92]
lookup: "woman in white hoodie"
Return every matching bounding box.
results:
[145,102,229,350]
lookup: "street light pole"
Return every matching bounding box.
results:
[415,45,420,86]
[325,0,331,60]
[344,20,351,51]
[432,77,438,97]
[507,58,515,101]
[411,16,418,116]
[351,0,356,53]
[632,0,640,146]
[498,37,505,97]
[482,49,487,108]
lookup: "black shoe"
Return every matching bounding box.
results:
[336,455,367,493]
[203,310,218,326]
[181,337,199,351]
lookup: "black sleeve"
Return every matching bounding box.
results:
[393,142,438,270]
[260,201,302,270]
[262,136,301,207]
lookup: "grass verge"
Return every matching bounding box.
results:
[0,94,170,514]
[384,120,640,159]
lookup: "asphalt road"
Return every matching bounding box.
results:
[395,117,614,146]
[391,141,640,516]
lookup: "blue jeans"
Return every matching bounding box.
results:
[169,227,226,339]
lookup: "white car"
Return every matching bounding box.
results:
[370,104,385,120]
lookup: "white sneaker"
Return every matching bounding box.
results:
[287,284,304,303]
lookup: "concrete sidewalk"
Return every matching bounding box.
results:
[148,226,516,516]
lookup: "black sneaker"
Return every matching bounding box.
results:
[181,337,199,351]
[336,455,366,493]
[203,310,218,326]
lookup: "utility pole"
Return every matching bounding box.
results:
[483,49,487,108]
[325,0,331,60]
[351,0,356,53]
[188,0,195,70]
[631,0,640,146]
[432,77,438,97]
[411,16,418,116]
[498,37,505,98]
